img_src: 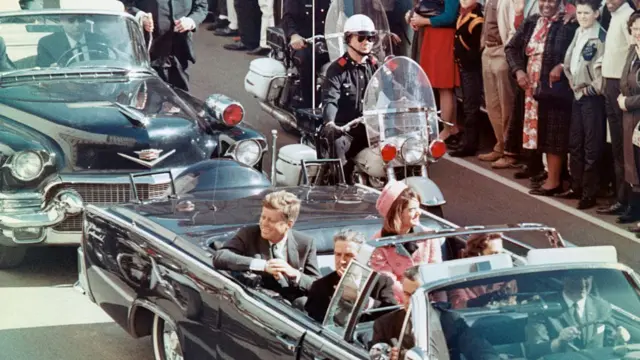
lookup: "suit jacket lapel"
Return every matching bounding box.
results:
[286,231,300,269]
[258,233,271,260]
[584,297,598,344]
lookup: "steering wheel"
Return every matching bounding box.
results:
[56,42,121,67]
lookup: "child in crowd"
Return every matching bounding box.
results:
[562,0,607,209]
[449,0,484,157]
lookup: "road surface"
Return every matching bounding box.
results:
[1,23,639,360]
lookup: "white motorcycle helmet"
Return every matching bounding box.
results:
[343,14,377,55]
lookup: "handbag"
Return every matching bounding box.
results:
[413,0,445,17]
[533,77,573,103]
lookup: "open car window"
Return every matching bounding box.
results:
[423,267,640,360]
[0,12,147,75]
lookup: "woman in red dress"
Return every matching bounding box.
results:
[407,0,461,141]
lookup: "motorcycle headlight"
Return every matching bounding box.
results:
[234,140,262,166]
[11,151,44,181]
[400,138,425,164]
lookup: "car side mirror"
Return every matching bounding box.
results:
[369,342,391,360]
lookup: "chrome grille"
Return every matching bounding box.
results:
[50,182,171,232]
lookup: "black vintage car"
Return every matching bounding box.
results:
[77,184,640,360]
[0,6,269,267]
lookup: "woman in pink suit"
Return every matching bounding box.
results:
[370,181,443,304]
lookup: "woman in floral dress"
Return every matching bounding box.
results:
[505,0,577,196]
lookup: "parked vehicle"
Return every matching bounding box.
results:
[0,5,269,268]
[76,178,638,360]
[270,56,447,217]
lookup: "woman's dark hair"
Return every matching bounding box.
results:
[574,0,602,12]
[627,10,640,34]
[462,232,503,258]
[382,187,422,235]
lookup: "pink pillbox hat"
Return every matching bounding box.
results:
[376,180,409,218]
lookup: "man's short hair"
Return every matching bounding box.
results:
[262,190,301,223]
[404,265,421,282]
[333,229,366,244]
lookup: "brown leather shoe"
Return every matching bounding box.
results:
[478,151,502,162]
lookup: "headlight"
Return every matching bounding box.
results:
[234,140,262,166]
[400,138,425,164]
[11,151,44,181]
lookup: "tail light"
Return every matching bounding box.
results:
[381,143,397,162]
[429,140,447,159]
[222,104,244,126]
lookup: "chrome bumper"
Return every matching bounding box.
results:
[75,246,90,296]
[0,189,83,244]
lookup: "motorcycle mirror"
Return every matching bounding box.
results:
[369,343,392,360]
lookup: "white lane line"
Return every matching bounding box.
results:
[0,286,114,331]
[443,154,640,244]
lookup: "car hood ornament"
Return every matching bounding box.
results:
[118,149,176,168]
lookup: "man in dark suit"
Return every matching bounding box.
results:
[36,15,110,68]
[525,274,630,359]
[371,266,500,360]
[123,0,208,91]
[213,190,321,300]
[305,229,396,323]
[0,37,16,72]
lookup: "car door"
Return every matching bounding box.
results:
[298,261,380,360]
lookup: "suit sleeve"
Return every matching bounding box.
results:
[304,279,327,322]
[188,0,209,28]
[370,248,404,304]
[321,63,342,124]
[371,275,399,308]
[525,315,554,359]
[297,236,321,291]
[212,228,258,271]
[371,316,391,345]
[282,0,301,40]
[505,16,534,76]
[0,38,15,71]
[35,38,54,68]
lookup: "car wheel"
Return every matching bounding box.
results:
[425,205,444,219]
[0,245,27,269]
[152,314,184,360]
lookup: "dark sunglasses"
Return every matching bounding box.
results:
[351,31,377,43]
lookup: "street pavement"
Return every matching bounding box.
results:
[1,22,639,360]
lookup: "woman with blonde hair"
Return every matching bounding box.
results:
[370,181,443,303]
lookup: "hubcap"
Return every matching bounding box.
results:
[161,321,184,360]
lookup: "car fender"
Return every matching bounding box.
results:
[402,176,446,207]
[173,158,271,196]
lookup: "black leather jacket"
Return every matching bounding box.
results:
[321,52,379,126]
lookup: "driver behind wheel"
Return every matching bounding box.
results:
[525,274,631,359]
[304,229,397,323]
[36,14,110,68]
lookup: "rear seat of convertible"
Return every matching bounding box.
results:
[209,216,453,276]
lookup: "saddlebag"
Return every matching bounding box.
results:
[244,57,287,102]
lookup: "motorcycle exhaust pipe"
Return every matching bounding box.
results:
[258,101,298,131]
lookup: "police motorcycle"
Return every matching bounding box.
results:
[244,0,394,144]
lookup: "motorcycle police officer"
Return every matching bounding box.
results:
[281,0,331,108]
[320,14,380,184]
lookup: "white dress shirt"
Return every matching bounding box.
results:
[602,2,634,79]
[563,292,586,321]
[65,33,90,61]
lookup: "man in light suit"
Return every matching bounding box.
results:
[213,190,321,301]
[525,274,630,359]
[36,15,110,68]
[123,0,208,91]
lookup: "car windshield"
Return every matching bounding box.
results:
[427,267,640,360]
[0,12,148,75]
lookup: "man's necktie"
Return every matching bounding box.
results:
[573,303,585,347]
[270,244,279,260]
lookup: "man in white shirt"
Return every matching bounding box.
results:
[213,190,321,301]
[596,0,635,218]
[36,15,107,68]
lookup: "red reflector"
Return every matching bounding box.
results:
[429,140,447,159]
[381,143,397,162]
[223,104,244,126]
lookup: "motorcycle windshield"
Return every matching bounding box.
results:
[362,56,438,148]
[324,0,393,62]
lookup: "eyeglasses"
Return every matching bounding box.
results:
[357,34,377,42]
